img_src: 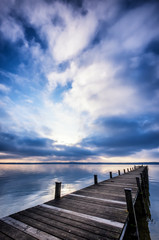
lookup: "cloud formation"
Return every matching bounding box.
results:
[0,0,159,162]
[0,131,95,161]
[82,116,159,156]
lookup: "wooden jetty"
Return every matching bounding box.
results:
[0,166,149,240]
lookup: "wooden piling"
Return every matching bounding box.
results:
[109,171,112,178]
[143,166,149,189]
[94,174,98,184]
[55,182,61,199]
[124,188,139,240]
[136,177,146,216]
[140,173,146,198]
[118,170,120,176]
[136,177,141,193]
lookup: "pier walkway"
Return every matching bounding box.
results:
[0,166,148,240]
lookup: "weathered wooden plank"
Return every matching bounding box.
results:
[73,188,136,197]
[47,195,127,212]
[87,182,137,189]
[37,205,121,234]
[117,176,143,179]
[12,213,87,240]
[1,217,59,240]
[99,181,138,187]
[0,219,37,240]
[45,199,127,223]
[73,190,127,201]
[44,203,126,224]
[102,181,137,187]
[74,188,137,200]
[86,185,138,193]
[100,179,137,184]
[65,194,126,210]
[99,182,138,187]
[42,204,124,228]
[103,179,137,184]
[48,197,127,221]
[0,231,13,240]
[68,193,126,207]
[14,210,117,240]
[78,183,138,192]
[117,171,144,176]
[28,207,120,239]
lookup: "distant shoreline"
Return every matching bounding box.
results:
[0,162,159,165]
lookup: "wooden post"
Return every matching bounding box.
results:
[94,174,98,184]
[127,168,129,172]
[110,172,112,178]
[118,170,120,175]
[136,177,146,216]
[55,182,61,199]
[124,169,126,174]
[140,173,146,198]
[145,166,149,189]
[136,177,141,193]
[143,166,149,189]
[124,188,139,240]
[143,168,147,188]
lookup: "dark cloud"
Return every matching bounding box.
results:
[1,116,158,159]
[121,0,158,10]
[82,116,159,156]
[0,131,95,160]
[146,39,159,55]
[61,0,84,9]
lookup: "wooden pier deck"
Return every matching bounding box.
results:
[0,166,148,240]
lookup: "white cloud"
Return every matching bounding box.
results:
[0,17,24,43]
[19,0,98,62]
[51,6,97,62]
[47,61,77,91]
[0,84,10,93]
[109,3,159,52]
[63,61,140,118]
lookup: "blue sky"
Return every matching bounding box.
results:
[0,0,159,163]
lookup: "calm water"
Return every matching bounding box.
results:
[0,164,158,239]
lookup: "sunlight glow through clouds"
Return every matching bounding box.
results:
[0,0,159,162]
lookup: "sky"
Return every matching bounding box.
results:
[0,0,159,163]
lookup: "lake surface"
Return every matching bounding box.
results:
[0,163,158,239]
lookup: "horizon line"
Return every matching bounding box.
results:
[0,162,159,165]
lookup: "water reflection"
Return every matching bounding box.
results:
[0,164,159,239]
[0,164,134,217]
[148,165,159,240]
